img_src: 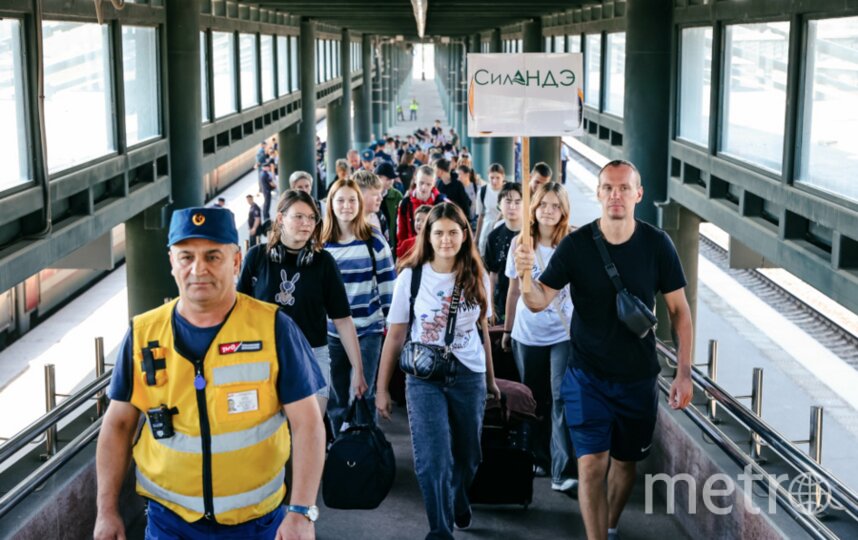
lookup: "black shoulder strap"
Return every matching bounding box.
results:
[480,184,487,205]
[407,264,422,333]
[591,220,626,294]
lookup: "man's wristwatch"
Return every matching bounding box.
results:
[285,504,319,523]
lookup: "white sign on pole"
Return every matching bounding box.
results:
[467,53,584,137]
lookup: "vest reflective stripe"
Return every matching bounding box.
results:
[212,361,271,385]
[136,468,286,515]
[145,412,287,454]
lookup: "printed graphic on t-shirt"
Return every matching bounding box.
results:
[419,289,452,342]
[275,269,301,306]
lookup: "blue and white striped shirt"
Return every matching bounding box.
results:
[324,231,396,337]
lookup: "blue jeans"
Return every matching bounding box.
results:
[145,501,284,539]
[512,339,573,483]
[327,332,382,434]
[406,363,486,540]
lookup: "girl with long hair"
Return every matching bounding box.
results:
[455,164,480,230]
[323,179,396,433]
[503,182,576,492]
[238,189,368,414]
[377,202,501,539]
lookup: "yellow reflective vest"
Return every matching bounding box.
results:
[130,294,290,525]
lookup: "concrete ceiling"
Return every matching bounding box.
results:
[250,1,589,38]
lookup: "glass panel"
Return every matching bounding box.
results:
[517,39,523,52]
[261,35,275,102]
[43,21,115,172]
[605,33,625,117]
[122,26,159,145]
[555,35,565,53]
[326,40,332,80]
[239,33,258,109]
[545,36,552,52]
[797,17,858,201]
[721,22,789,172]
[585,34,601,107]
[569,35,581,53]
[678,27,713,147]
[200,31,209,122]
[212,31,236,118]
[0,19,29,191]
[290,36,299,91]
[277,36,288,96]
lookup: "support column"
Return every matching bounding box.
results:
[624,0,672,225]
[487,29,513,176]
[468,33,488,174]
[353,34,373,149]
[656,203,700,354]
[326,29,351,193]
[450,44,460,140]
[381,42,391,135]
[523,19,560,183]
[371,39,382,140]
[127,0,202,316]
[280,19,317,195]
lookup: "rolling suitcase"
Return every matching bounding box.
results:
[469,391,535,509]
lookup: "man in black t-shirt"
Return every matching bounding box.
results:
[258,162,276,222]
[246,195,262,247]
[484,183,523,323]
[434,158,470,218]
[514,160,693,540]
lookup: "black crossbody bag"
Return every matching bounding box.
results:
[399,265,461,381]
[591,221,658,338]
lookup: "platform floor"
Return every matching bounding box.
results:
[0,78,857,538]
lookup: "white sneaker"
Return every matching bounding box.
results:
[533,465,548,477]
[551,478,578,492]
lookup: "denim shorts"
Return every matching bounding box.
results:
[145,501,284,539]
[313,345,331,399]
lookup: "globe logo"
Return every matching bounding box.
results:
[788,472,832,516]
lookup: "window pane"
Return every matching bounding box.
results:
[569,35,581,53]
[200,31,209,122]
[555,35,565,53]
[721,22,789,173]
[0,19,29,191]
[122,26,159,145]
[585,34,601,107]
[212,31,236,118]
[678,27,712,147]
[545,37,552,52]
[797,17,858,201]
[43,21,115,172]
[239,33,258,109]
[316,40,321,83]
[261,35,275,102]
[290,36,299,91]
[605,33,625,116]
[277,36,288,97]
[517,39,523,52]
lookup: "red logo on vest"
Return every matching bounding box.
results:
[218,341,263,355]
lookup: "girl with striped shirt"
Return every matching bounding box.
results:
[322,178,396,433]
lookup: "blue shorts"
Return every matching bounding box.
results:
[145,500,284,540]
[561,367,659,462]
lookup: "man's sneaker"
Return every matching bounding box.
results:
[607,530,620,540]
[551,478,579,493]
[533,465,548,477]
[454,507,472,530]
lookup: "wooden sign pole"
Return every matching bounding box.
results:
[521,136,532,293]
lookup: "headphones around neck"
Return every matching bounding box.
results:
[269,240,315,268]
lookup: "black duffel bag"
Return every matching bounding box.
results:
[322,397,395,509]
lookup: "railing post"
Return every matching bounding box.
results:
[707,339,718,421]
[95,337,106,417]
[43,364,58,458]
[750,367,764,461]
[809,406,823,464]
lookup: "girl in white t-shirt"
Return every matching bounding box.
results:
[504,182,577,493]
[377,202,500,537]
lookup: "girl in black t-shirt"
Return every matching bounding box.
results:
[238,189,368,413]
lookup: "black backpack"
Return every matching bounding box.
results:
[321,397,395,509]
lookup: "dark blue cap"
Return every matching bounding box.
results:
[360,149,374,162]
[374,162,398,179]
[168,207,239,247]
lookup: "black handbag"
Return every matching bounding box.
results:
[322,397,396,509]
[399,264,461,381]
[591,221,658,338]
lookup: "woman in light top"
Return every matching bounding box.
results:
[322,179,396,433]
[376,202,500,539]
[504,182,576,493]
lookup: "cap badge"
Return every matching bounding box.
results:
[192,214,206,226]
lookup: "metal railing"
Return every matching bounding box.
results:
[658,340,858,539]
[0,337,111,519]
